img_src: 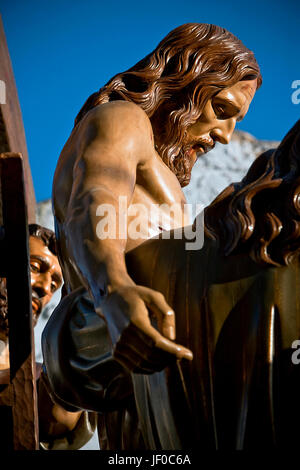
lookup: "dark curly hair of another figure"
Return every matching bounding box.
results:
[29,223,57,257]
[204,119,300,266]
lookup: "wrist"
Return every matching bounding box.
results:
[107,275,135,294]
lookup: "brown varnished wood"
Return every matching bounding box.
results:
[0,15,36,223]
[0,153,38,450]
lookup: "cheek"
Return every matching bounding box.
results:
[188,105,217,136]
[189,120,212,137]
[45,292,53,304]
[40,296,48,309]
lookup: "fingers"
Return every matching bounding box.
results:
[123,286,193,361]
[101,284,194,368]
[131,314,193,362]
[154,335,193,361]
[113,325,176,373]
[113,323,189,374]
[136,286,176,340]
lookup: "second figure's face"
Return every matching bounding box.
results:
[29,236,62,325]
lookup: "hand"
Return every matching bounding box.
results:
[98,284,193,373]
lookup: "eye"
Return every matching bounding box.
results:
[50,281,57,293]
[30,262,40,273]
[213,104,225,117]
[212,99,239,120]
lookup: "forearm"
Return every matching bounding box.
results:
[65,192,134,306]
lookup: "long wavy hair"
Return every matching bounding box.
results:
[74,23,262,186]
[204,120,300,266]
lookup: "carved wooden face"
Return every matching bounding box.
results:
[29,236,62,325]
[0,236,62,342]
[185,79,257,167]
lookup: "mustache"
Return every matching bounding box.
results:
[31,291,42,315]
[189,136,215,154]
[175,136,216,187]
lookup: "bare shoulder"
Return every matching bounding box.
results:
[71,101,155,168]
[79,101,153,143]
[88,100,150,121]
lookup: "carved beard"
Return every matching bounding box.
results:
[151,105,215,187]
[171,146,194,187]
[0,278,8,340]
[165,136,215,187]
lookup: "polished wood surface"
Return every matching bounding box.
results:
[0,153,38,450]
[0,15,36,223]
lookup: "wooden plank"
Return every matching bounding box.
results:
[0,15,36,223]
[0,152,38,450]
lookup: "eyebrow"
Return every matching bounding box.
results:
[30,255,62,285]
[241,83,256,98]
[30,254,49,267]
[214,97,241,112]
[214,97,246,122]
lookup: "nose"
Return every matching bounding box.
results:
[31,273,52,298]
[211,117,236,145]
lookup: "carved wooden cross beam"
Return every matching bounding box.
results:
[0,153,39,450]
[0,15,38,450]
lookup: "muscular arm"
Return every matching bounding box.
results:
[55,101,192,365]
[65,102,149,300]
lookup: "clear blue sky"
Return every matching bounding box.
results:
[1,0,299,202]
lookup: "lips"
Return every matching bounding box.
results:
[31,292,42,315]
[194,139,215,155]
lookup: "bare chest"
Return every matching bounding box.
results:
[126,153,191,249]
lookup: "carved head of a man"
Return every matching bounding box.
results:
[146,24,261,186]
[75,23,262,187]
[0,224,62,342]
[29,224,62,326]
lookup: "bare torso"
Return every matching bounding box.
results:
[53,101,190,289]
